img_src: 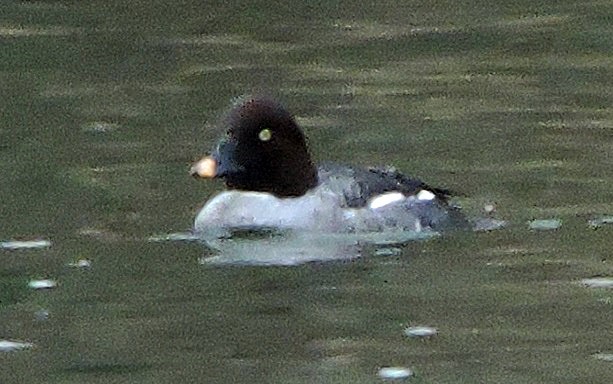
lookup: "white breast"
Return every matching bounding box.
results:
[194,187,346,234]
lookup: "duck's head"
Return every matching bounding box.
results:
[191,97,318,197]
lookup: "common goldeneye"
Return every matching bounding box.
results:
[190,97,467,236]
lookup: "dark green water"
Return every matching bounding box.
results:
[1,1,612,383]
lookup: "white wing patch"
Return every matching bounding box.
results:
[368,192,406,209]
[416,189,436,201]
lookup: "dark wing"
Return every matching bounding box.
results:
[317,163,452,208]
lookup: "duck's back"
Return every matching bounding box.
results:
[317,163,467,231]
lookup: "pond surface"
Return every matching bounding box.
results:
[1,1,612,383]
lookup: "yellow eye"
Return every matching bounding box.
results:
[258,128,272,142]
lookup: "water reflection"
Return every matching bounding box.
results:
[198,230,437,266]
[150,228,437,266]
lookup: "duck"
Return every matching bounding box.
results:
[190,97,467,236]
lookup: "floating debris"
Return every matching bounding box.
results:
[374,247,402,257]
[82,121,119,133]
[34,309,50,321]
[580,277,613,289]
[404,326,438,338]
[528,219,562,231]
[378,367,413,380]
[483,203,496,214]
[68,259,92,268]
[588,216,613,229]
[147,232,201,242]
[77,227,128,242]
[28,279,57,290]
[592,353,613,362]
[473,218,507,232]
[0,340,34,352]
[0,239,51,250]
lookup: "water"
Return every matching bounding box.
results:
[1,1,612,383]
